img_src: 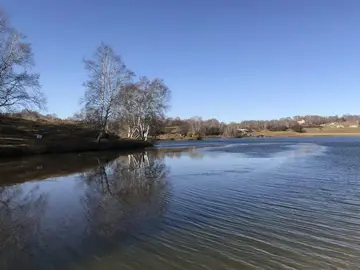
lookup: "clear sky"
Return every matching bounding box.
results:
[2,0,360,122]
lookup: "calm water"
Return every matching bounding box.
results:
[2,137,360,269]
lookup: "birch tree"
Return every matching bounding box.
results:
[0,9,46,112]
[188,116,203,136]
[82,43,133,142]
[120,77,170,141]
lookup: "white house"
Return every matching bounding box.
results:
[297,120,306,125]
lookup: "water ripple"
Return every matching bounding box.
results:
[3,138,360,269]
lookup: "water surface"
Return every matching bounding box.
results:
[2,137,360,269]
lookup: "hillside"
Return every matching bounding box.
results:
[157,124,360,140]
[0,116,151,158]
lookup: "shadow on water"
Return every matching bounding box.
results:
[0,150,173,270]
[0,185,47,269]
[0,147,200,187]
[80,151,170,240]
[0,151,122,186]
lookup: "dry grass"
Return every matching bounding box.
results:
[0,116,152,158]
[156,134,204,141]
[255,127,360,137]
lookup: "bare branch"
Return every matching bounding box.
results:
[0,9,46,112]
[119,77,171,141]
[81,43,133,141]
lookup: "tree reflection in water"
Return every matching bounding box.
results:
[0,151,171,269]
[0,185,47,269]
[80,151,170,241]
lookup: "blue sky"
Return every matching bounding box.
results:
[2,0,360,122]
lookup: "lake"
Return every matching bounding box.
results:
[2,137,360,269]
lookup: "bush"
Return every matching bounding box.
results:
[291,124,305,133]
[267,125,288,132]
[205,127,221,136]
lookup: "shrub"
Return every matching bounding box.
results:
[267,125,288,132]
[291,124,305,133]
[205,127,221,136]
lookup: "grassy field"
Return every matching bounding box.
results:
[156,133,204,141]
[157,125,360,140]
[0,116,152,158]
[255,127,360,137]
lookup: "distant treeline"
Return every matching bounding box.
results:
[2,109,60,121]
[3,109,360,138]
[157,115,360,137]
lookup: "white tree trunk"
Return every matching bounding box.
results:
[144,125,150,141]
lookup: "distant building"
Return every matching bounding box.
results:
[237,128,251,137]
[297,120,306,125]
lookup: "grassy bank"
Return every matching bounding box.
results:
[0,116,152,158]
[157,126,360,141]
[155,134,205,141]
[254,127,360,137]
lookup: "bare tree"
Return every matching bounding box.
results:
[223,122,239,137]
[82,43,133,143]
[188,116,203,136]
[0,9,46,112]
[119,77,170,141]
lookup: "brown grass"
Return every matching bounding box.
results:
[254,127,360,137]
[0,116,152,158]
[155,134,205,141]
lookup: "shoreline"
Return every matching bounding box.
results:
[0,151,122,185]
[0,116,153,159]
[155,132,360,141]
[253,131,360,138]
[0,139,153,159]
